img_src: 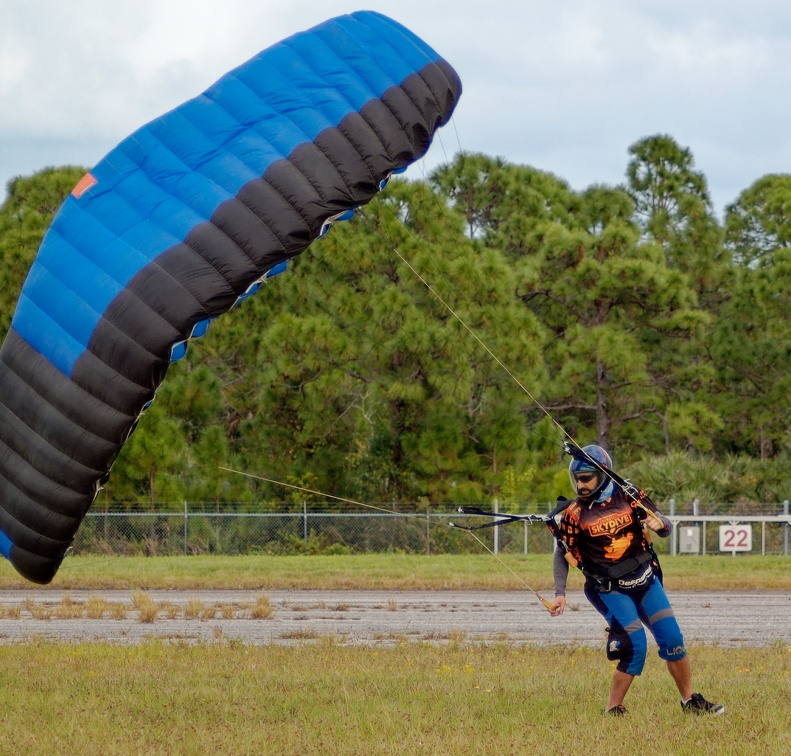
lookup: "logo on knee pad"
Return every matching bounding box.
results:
[606,625,630,661]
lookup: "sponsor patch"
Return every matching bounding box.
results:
[71,173,98,198]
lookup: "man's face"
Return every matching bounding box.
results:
[573,471,600,497]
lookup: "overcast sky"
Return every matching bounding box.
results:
[2,0,790,218]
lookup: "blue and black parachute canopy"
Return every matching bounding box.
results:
[0,11,461,583]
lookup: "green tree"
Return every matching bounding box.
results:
[105,402,189,506]
[724,174,791,267]
[627,134,710,244]
[518,183,710,454]
[712,178,791,456]
[430,152,578,257]
[432,153,716,458]
[626,135,726,306]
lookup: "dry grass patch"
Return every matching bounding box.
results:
[184,599,206,620]
[131,590,157,623]
[250,595,274,619]
[0,604,22,619]
[86,595,110,619]
[55,594,84,619]
[25,599,52,620]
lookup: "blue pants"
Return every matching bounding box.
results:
[585,577,687,676]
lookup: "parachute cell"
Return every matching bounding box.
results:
[0,11,461,583]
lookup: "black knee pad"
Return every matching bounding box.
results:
[606,624,633,666]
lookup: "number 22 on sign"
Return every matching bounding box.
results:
[719,524,752,553]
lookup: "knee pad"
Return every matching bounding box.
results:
[606,624,628,661]
[653,618,687,661]
[657,632,687,662]
[606,624,647,676]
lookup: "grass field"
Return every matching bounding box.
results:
[0,554,788,753]
[0,642,788,754]
[1,552,789,591]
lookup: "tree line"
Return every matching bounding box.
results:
[1,135,789,509]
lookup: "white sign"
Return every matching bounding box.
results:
[718,524,752,552]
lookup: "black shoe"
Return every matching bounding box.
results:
[605,704,627,716]
[681,693,725,715]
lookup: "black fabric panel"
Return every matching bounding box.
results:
[263,159,332,236]
[408,61,460,131]
[153,240,238,313]
[288,141,360,207]
[98,263,199,348]
[0,450,84,537]
[234,177,314,254]
[398,74,440,135]
[0,358,118,470]
[431,60,463,125]
[375,85,428,159]
[0,329,132,443]
[183,223,260,291]
[0,406,102,495]
[71,347,156,414]
[350,102,412,174]
[9,542,70,586]
[211,196,288,271]
[85,302,173,388]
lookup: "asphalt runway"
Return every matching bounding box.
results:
[0,589,789,647]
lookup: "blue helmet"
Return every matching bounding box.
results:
[568,444,614,501]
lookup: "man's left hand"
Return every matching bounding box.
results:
[644,512,664,532]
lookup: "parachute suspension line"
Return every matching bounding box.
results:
[390,245,575,448]
[219,465,555,613]
[219,466,404,516]
[462,528,555,612]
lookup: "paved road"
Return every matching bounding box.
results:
[0,589,788,647]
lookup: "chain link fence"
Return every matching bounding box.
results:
[73,501,791,557]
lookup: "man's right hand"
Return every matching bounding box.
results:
[550,595,566,616]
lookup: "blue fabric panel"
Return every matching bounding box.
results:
[0,530,11,560]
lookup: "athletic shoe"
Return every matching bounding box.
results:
[681,693,725,715]
[605,704,627,716]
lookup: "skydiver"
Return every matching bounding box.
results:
[548,445,725,716]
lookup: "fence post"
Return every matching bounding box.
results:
[183,501,188,555]
[784,500,789,557]
[493,499,499,555]
[303,501,308,541]
[426,510,430,556]
[669,499,676,556]
[692,499,705,556]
